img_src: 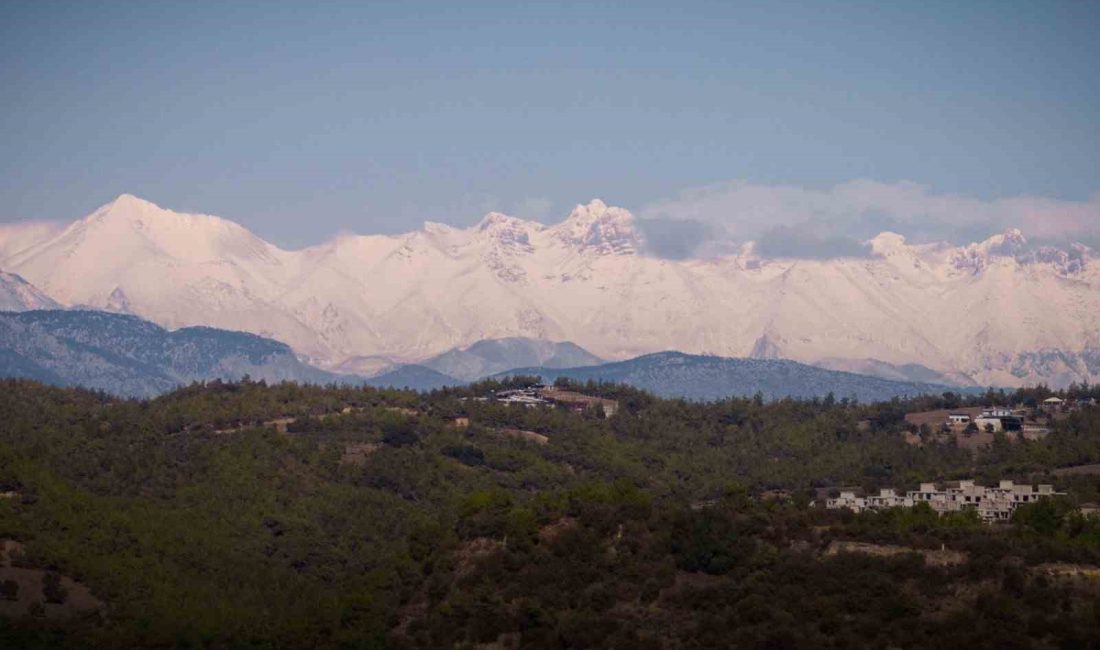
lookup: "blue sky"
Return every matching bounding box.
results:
[2,1,1098,250]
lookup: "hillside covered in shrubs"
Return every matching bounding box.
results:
[0,377,1097,647]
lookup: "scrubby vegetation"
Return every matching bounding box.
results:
[0,377,1097,647]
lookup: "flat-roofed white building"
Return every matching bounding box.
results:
[865,488,913,510]
[826,479,1064,524]
[825,491,867,513]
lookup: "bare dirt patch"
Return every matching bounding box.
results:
[500,428,549,446]
[0,539,104,620]
[540,387,618,416]
[823,540,967,566]
[454,538,503,578]
[384,407,420,416]
[1053,463,1100,476]
[904,407,986,429]
[340,442,381,466]
[1034,563,1100,580]
[214,416,298,435]
[537,517,577,543]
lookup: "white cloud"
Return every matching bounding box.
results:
[639,180,1100,256]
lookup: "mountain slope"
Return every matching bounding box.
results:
[811,358,976,386]
[418,337,603,381]
[1,195,1096,387]
[497,351,974,402]
[0,195,324,361]
[0,270,61,311]
[363,364,459,391]
[0,310,346,397]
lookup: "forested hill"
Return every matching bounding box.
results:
[363,363,459,390]
[0,378,1097,647]
[417,337,603,381]
[497,351,973,402]
[0,310,346,397]
[0,312,981,401]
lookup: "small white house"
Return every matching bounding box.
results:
[946,413,971,426]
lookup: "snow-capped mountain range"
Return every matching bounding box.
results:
[1,194,1096,387]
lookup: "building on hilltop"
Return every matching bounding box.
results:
[827,480,1064,524]
[865,488,913,510]
[489,385,619,416]
[973,408,1024,433]
[827,491,868,514]
[946,413,972,428]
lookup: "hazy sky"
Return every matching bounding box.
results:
[2,1,1098,251]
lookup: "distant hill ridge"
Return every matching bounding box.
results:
[0,312,983,401]
[0,270,60,311]
[493,351,978,402]
[0,310,346,397]
[417,337,603,381]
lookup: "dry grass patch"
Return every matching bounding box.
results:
[340,442,381,466]
[0,539,104,620]
[823,540,967,566]
[500,428,549,445]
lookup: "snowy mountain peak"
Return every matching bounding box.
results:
[867,232,909,257]
[573,198,608,215]
[69,193,281,264]
[563,198,614,224]
[474,212,538,255]
[476,212,519,230]
[980,228,1028,254]
[90,193,168,223]
[947,228,1093,276]
[111,193,157,210]
[1018,242,1091,275]
[949,228,1025,274]
[555,199,642,255]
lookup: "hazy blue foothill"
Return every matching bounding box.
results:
[418,337,603,382]
[496,351,981,403]
[0,312,984,401]
[0,310,347,397]
[362,364,460,392]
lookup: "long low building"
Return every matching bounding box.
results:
[827,480,1063,523]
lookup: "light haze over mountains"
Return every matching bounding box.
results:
[0,194,1096,388]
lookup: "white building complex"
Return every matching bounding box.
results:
[827,480,1063,523]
